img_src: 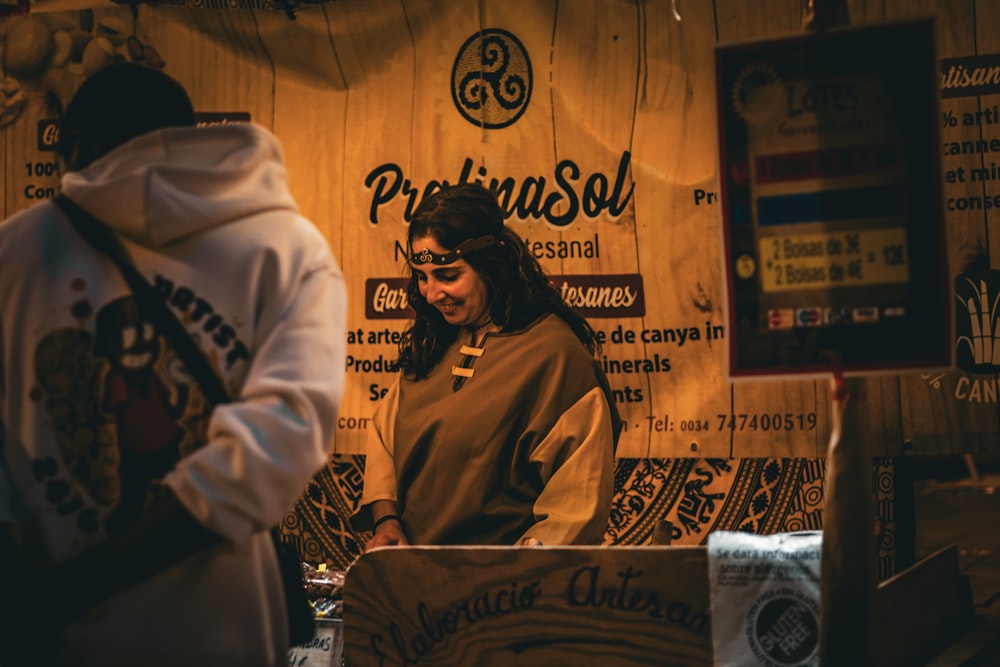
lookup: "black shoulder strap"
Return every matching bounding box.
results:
[52,194,231,406]
[51,197,317,645]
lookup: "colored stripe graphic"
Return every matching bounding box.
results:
[755,144,897,184]
[756,184,904,226]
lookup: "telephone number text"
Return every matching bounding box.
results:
[717,413,817,431]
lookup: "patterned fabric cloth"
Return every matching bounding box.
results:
[290,455,899,580]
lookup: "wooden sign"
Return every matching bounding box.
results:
[340,543,971,667]
[342,546,712,667]
[716,19,952,378]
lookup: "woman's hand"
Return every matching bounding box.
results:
[364,502,409,551]
[365,517,409,551]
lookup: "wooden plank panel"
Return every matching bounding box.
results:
[888,0,1000,455]
[843,0,997,456]
[135,6,275,125]
[253,7,349,457]
[328,0,417,453]
[546,0,660,456]
[314,1,1000,457]
[429,0,558,182]
[545,0,638,280]
[715,0,807,42]
[626,1,735,457]
[714,0,830,458]
[1,8,277,220]
[873,545,971,666]
[4,0,997,464]
[343,545,712,667]
[1,13,81,217]
[258,7,348,244]
[341,543,968,667]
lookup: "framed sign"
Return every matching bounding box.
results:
[716,19,951,378]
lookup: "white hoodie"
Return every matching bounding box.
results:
[0,122,346,666]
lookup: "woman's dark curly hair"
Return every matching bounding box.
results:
[397,182,600,379]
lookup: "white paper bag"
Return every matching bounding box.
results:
[707,531,822,667]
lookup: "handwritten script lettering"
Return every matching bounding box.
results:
[566,565,709,634]
[370,579,541,666]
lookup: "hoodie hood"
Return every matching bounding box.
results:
[59,122,299,247]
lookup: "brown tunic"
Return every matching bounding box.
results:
[352,314,616,545]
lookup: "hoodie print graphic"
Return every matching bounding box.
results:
[31,294,213,541]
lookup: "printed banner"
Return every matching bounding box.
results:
[0,0,957,571]
[1,3,997,469]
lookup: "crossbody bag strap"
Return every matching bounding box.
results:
[52,193,231,406]
[53,194,317,642]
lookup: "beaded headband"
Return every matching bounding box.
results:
[410,235,497,265]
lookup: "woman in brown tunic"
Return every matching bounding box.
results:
[351,182,619,548]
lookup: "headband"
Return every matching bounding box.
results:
[410,235,497,265]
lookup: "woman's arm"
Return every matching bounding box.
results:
[521,387,616,545]
[350,380,409,550]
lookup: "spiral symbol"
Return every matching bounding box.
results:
[452,29,532,129]
[876,468,895,494]
[783,516,806,532]
[879,525,896,552]
[801,482,824,507]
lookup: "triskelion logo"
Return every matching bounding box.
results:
[745,588,819,666]
[452,28,532,129]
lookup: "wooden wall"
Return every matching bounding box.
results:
[2,0,997,565]
[3,0,996,459]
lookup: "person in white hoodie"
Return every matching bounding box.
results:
[0,63,346,666]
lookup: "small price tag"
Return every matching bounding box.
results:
[287,620,342,667]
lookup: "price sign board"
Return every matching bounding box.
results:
[716,19,951,377]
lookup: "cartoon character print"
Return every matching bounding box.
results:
[92,297,190,532]
[32,327,112,536]
[31,295,211,541]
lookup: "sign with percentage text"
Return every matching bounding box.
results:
[716,18,952,377]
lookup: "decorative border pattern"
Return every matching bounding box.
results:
[282,455,898,577]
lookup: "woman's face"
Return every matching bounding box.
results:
[410,234,491,328]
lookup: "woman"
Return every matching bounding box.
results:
[351,182,619,550]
